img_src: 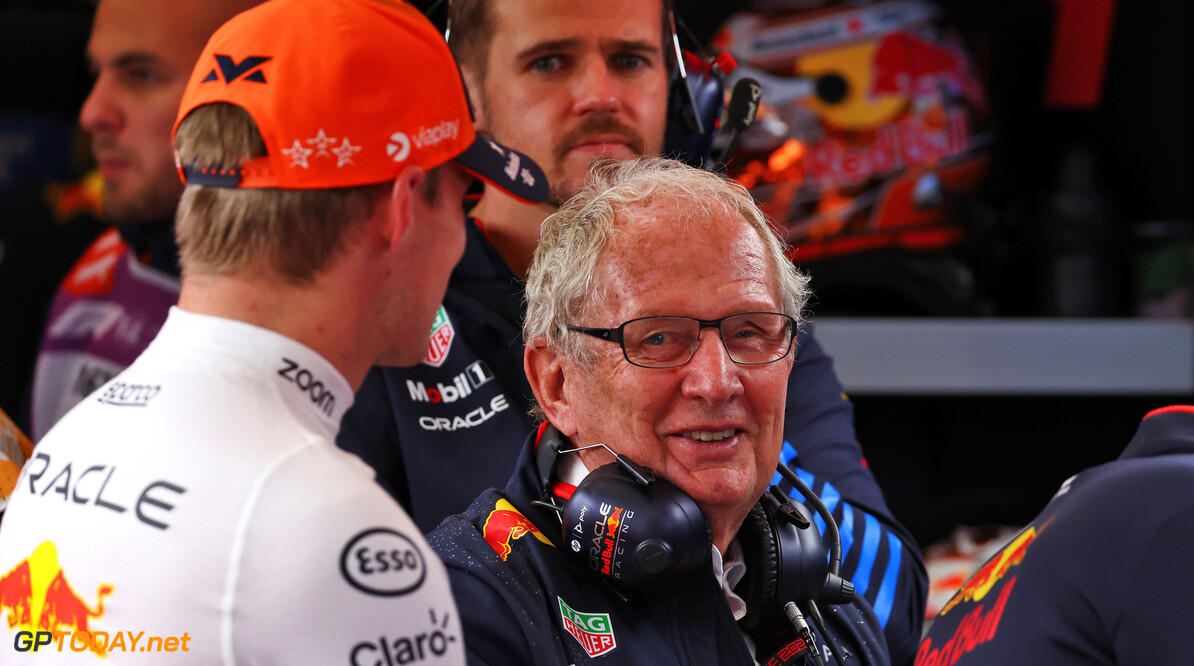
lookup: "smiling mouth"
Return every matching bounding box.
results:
[682,429,737,443]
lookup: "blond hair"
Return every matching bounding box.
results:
[173,103,392,283]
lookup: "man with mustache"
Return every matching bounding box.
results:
[338,1,926,661]
[29,0,261,440]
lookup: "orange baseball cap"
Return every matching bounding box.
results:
[172,0,548,203]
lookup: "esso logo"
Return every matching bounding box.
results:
[340,528,426,596]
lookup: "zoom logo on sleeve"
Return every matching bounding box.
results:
[277,358,336,417]
[406,361,494,404]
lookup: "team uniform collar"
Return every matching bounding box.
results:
[1120,405,1194,461]
[153,307,354,438]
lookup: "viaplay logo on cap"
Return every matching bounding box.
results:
[387,120,462,164]
[422,307,454,368]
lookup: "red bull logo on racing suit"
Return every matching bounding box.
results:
[1,541,113,656]
[481,499,552,561]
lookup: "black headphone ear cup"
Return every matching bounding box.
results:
[735,501,780,631]
[561,463,711,589]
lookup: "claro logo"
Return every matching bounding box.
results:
[350,609,458,665]
[277,358,336,417]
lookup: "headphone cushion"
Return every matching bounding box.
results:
[735,501,780,630]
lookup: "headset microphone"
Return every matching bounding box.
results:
[711,77,762,165]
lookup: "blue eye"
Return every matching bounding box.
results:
[531,56,563,74]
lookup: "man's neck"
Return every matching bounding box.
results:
[177,268,375,390]
[469,189,557,279]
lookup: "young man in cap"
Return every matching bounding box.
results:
[0,0,545,661]
[338,0,926,662]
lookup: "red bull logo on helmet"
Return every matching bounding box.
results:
[0,541,113,656]
[481,499,552,561]
[939,526,1036,617]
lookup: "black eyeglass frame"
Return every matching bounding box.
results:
[567,312,798,369]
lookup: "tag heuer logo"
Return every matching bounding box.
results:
[423,306,454,367]
[558,598,616,657]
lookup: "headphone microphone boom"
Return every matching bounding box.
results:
[711,77,762,166]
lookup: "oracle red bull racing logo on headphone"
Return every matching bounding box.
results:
[423,307,454,368]
[481,499,552,561]
[558,598,617,658]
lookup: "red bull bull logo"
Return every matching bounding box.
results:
[870,32,983,105]
[939,527,1036,617]
[598,507,624,577]
[0,541,113,656]
[482,499,552,561]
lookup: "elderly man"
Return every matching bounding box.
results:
[0,0,545,661]
[338,2,925,659]
[427,157,889,665]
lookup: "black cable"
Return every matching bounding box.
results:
[776,462,842,575]
[805,601,850,666]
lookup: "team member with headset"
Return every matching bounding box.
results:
[337,0,926,662]
[0,0,547,661]
[426,156,889,665]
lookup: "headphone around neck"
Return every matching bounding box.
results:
[533,424,854,622]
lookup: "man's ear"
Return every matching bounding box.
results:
[381,165,424,249]
[460,69,488,133]
[525,338,576,436]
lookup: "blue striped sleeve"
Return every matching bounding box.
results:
[871,531,902,627]
[852,513,882,597]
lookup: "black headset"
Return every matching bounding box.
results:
[663,12,761,170]
[533,425,853,616]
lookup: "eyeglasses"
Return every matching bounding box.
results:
[568,312,797,369]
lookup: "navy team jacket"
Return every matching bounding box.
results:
[425,427,891,666]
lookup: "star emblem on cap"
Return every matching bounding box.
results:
[520,169,536,186]
[332,138,361,167]
[307,129,337,157]
[282,139,314,168]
